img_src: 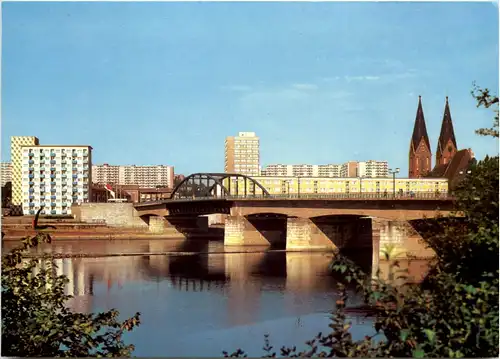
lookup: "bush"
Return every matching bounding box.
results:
[1,232,141,357]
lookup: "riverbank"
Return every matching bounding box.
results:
[1,216,224,241]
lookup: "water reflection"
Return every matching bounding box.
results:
[13,239,431,357]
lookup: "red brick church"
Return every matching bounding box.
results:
[408,96,475,190]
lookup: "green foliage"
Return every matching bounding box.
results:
[1,232,141,357]
[471,82,499,138]
[224,84,499,358]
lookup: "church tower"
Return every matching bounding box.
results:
[409,96,432,178]
[436,97,458,166]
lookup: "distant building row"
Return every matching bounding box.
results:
[261,160,389,178]
[224,131,390,178]
[91,164,174,188]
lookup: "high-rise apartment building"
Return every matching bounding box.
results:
[11,136,40,209]
[20,145,92,215]
[224,132,260,176]
[92,164,174,188]
[1,162,12,186]
[261,161,388,178]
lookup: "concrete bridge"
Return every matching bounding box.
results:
[133,192,455,263]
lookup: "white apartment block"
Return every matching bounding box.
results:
[21,145,92,215]
[1,162,12,187]
[225,132,260,177]
[262,161,388,178]
[92,164,174,188]
[358,160,389,178]
[261,164,343,177]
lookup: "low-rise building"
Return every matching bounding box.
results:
[223,176,449,196]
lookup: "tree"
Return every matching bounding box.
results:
[471,82,499,138]
[224,84,499,358]
[2,181,12,208]
[1,232,141,357]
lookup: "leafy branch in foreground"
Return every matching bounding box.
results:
[1,232,141,357]
[471,82,499,138]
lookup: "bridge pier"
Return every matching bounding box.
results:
[371,218,434,280]
[224,216,280,246]
[286,217,339,251]
[148,216,208,238]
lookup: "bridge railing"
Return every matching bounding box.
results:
[160,192,455,202]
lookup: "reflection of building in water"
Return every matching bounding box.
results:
[224,253,264,326]
[285,252,334,293]
[28,258,94,312]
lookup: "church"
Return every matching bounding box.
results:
[408,96,475,191]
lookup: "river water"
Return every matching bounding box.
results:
[3,238,430,357]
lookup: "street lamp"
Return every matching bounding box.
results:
[389,168,400,198]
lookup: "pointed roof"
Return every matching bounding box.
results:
[437,97,457,152]
[411,96,431,151]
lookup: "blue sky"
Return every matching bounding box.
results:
[2,1,498,176]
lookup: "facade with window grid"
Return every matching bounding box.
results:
[21,145,92,215]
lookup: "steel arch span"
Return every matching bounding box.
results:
[170,173,271,199]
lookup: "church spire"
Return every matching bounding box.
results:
[409,96,432,178]
[436,96,458,166]
[411,96,431,152]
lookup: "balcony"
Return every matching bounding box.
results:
[51,196,56,200]
[72,182,78,186]
[62,175,67,179]
[50,152,56,156]
[72,188,78,193]
[29,203,35,207]
[50,160,56,165]
[40,174,45,179]
[51,210,57,215]
[61,160,67,165]
[28,181,34,185]
[50,167,56,171]
[72,160,78,165]
[29,188,34,193]
[50,174,56,179]
[72,174,78,178]
[29,195,34,200]
[62,210,68,215]
[50,181,56,186]
[51,189,56,193]
[51,203,57,207]
[28,153,34,157]
[40,202,46,207]
[62,203,67,207]
[28,160,34,164]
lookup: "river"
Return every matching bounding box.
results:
[3,238,431,357]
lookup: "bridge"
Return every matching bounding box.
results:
[132,173,456,263]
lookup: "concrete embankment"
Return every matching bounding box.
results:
[1,217,224,241]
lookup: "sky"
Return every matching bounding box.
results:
[1,1,499,176]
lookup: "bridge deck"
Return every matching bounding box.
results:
[134,193,454,208]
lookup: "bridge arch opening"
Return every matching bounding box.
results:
[308,214,375,275]
[243,213,288,249]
